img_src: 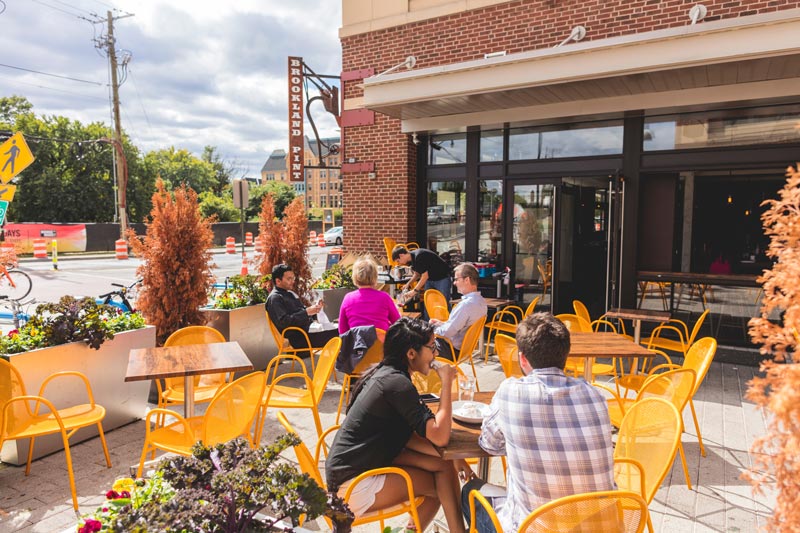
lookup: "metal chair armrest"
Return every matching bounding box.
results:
[614,457,647,498]
[265,354,309,382]
[315,424,341,464]
[591,319,618,333]
[263,372,316,405]
[3,395,67,431]
[143,408,192,434]
[37,371,98,406]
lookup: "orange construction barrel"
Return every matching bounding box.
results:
[245,232,253,246]
[309,231,317,246]
[33,238,47,259]
[317,233,326,247]
[254,234,263,254]
[226,236,236,254]
[115,239,128,260]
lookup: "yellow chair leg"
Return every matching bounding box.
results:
[677,441,692,490]
[61,436,79,510]
[25,436,35,475]
[689,398,706,457]
[312,408,323,440]
[484,327,495,364]
[96,422,112,467]
[469,356,480,392]
[336,375,350,425]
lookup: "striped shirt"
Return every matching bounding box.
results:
[479,367,616,531]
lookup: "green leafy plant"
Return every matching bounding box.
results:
[77,436,354,532]
[210,274,270,310]
[0,296,146,354]
[311,262,356,290]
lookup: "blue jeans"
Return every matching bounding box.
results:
[461,478,505,533]
[423,276,451,321]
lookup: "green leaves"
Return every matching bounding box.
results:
[210,274,271,310]
[312,263,356,290]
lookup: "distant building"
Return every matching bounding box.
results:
[259,136,341,208]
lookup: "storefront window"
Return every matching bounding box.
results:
[508,122,623,160]
[480,131,504,162]
[511,184,555,291]
[644,105,800,151]
[426,181,466,262]
[479,181,503,264]
[429,134,467,165]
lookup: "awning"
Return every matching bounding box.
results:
[361,9,800,132]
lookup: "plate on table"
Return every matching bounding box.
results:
[452,401,491,424]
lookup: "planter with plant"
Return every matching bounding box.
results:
[0,296,154,465]
[77,436,354,533]
[201,274,277,370]
[311,262,356,322]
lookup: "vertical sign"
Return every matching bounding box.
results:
[288,56,304,183]
[0,200,9,226]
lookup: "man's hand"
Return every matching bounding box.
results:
[429,318,443,327]
[306,302,323,315]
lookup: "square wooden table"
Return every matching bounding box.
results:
[604,307,670,344]
[569,332,655,381]
[431,391,494,479]
[125,341,254,418]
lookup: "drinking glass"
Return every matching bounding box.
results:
[458,376,476,403]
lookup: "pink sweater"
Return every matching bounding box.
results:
[338,287,401,334]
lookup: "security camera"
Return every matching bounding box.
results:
[412,133,420,145]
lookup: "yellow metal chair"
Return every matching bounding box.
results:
[614,397,683,533]
[436,315,486,391]
[495,333,523,378]
[596,368,697,489]
[483,296,540,363]
[519,490,649,532]
[278,412,424,531]
[641,308,710,357]
[411,357,467,395]
[424,288,450,322]
[0,359,111,510]
[256,336,341,443]
[615,349,673,399]
[383,237,399,267]
[335,329,385,424]
[157,326,231,419]
[572,299,592,325]
[265,311,323,374]
[137,371,266,477]
[467,489,503,533]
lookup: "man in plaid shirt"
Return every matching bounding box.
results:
[460,312,615,532]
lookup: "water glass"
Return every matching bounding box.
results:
[458,376,476,403]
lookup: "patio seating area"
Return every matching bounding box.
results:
[0,344,775,532]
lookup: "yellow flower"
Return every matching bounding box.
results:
[112,477,135,493]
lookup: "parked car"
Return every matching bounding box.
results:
[324,226,343,245]
[427,206,456,224]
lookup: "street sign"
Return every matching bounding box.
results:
[0,184,17,202]
[0,132,35,184]
[232,179,249,209]
[0,200,9,226]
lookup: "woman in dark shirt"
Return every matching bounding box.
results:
[325,317,466,532]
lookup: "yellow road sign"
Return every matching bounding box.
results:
[0,132,35,184]
[0,184,17,202]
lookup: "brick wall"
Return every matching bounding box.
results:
[340,0,800,255]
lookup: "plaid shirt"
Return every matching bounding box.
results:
[479,367,616,531]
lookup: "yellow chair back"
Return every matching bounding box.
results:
[164,326,228,388]
[555,313,592,333]
[614,397,681,504]
[424,289,450,322]
[638,368,696,413]
[687,309,711,346]
[495,333,522,378]
[265,312,284,348]
[277,411,326,488]
[412,357,466,394]
[202,371,266,445]
[572,300,591,324]
[456,316,487,365]
[383,237,398,267]
[682,337,717,395]
[312,337,342,402]
[0,359,29,436]
[524,296,541,317]
[519,490,649,532]
[351,329,385,375]
[468,490,503,533]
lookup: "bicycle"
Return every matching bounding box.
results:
[0,296,34,329]
[98,279,141,313]
[0,263,32,301]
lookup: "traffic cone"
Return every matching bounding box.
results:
[240,252,248,276]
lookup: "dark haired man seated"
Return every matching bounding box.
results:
[459,312,616,532]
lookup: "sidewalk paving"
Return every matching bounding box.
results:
[0,354,774,532]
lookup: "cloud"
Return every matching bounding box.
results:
[0,0,342,178]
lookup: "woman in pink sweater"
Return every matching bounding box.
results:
[339,257,401,333]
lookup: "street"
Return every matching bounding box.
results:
[4,246,332,315]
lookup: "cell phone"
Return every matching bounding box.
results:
[419,393,440,404]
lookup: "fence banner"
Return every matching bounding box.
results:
[2,223,87,252]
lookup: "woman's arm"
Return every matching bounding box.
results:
[423,363,456,447]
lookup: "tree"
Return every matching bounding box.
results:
[142,147,216,194]
[198,190,238,222]
[247,182,296,220]
[0,95,33,125]
[282,197,312,302]
[253,193,282,282]
[745,165,800,531]
[127,179,216,344]
[202,145,243,195]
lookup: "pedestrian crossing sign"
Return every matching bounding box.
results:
[0,132,35,184]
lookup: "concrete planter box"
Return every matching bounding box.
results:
[1,326,156,465]
[201,303,278,371]
[320,287,356,322]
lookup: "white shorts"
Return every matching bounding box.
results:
[337,474,387,517]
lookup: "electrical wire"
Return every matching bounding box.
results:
[0,74,107,101]
[0,62,103,86]
[30,0,85,19]
[41,0,96,16]
[127,67,153,136]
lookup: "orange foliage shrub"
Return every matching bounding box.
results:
[0,243,19,267]
[745,165,800,531]
[252,196,311,303]
[127,179,216,344]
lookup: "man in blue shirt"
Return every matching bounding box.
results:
[430,263,486,361]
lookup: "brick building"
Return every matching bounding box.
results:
[339,0,800,315]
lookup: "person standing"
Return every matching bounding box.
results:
[460,312,616,532]
[392,245,452,320]
[429,263,487,361]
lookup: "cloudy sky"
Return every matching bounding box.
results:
[0,0,342,178]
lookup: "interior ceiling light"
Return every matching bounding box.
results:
[376,56,417,77]
[555,25,587,48]
[689,4,707,24]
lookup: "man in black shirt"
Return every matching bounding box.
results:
[392,245,452,320]
[266,264,338,351]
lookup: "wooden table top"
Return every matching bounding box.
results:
[637,270,759,287]
[451,297,515,310]
[125,341,254,382]
[431,391,494,460]
[569,332,654,358]
[605,307,670,323]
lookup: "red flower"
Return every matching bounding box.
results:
[120,490,130,498]
[105,489,119,499]
[7,329,17,337]
[78,519,102,533]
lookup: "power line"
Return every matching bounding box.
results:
[0,62,103,86]
[42,0,96,16]
[0,74,107,101]
[29,0,85,19]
